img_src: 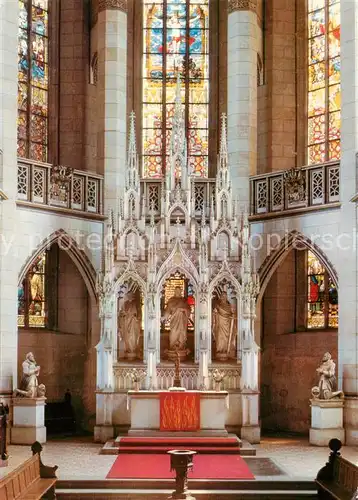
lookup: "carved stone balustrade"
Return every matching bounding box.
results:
[250,161,340,219]
[17,158,104,218]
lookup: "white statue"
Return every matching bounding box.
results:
[118,292,140,360]
[14,352,45,398]
[311,352,344,400]
[162,287,191,356]
[212,292,235,361]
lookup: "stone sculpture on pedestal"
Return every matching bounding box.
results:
[311,352,344,400]
[212,292,235,361]
[14,352,46,398]
[309,352,345,446]
[162,287,191,360]
[118,292,141,360]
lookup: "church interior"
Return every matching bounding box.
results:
[0,0,357,497]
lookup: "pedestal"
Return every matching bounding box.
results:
[240,390,261,444]
[11,398,46,445]
[344,396,358,445]
[309,399,345,446]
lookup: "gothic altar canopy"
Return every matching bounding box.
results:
[95,77,260,443]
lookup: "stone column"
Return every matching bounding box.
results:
[96,0,127,214]
[339,2,358,445]
[0,1,19,397]
[227,0,258,205]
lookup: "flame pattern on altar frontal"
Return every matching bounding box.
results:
[95,76,260,397]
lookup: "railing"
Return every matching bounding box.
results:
[17,159,103,216]
[113,364,241,391]
[141,178,216,217]
[250,161,340,217]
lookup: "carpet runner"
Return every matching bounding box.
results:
[106,453,255,480]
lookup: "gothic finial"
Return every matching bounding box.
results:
[219,113,228,162]
[126,111,139,191]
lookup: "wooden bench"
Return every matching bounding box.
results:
[316,438,358,500]
[0,442,57,499]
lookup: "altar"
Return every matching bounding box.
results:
[127,390,229,436]
[94,92,261,445]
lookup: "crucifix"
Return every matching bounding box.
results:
[173,349,181,388]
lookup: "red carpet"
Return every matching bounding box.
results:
[106,453,254,480]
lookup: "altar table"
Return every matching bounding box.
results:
[127,390,229,436]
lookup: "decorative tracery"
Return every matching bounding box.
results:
[307,0,340,165]
[18,0,49,162]
[142,0,209,178]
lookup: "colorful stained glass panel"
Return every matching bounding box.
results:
[328,111,340,140]
[308,143,325,165]
[328,57,340,84]
[309,35,325,64]
[188,155,208,177]
[309,63,325,91]
[30,142,47,162]
[142,0,209,178]
[308,9,325,38]
[308,88,325,117]
[328,2,340,32]
[32,5,48,35]
[309,0,325,11]
[19,2,28,28]
[30,114,47,142]
[328,140,340,160]
[329,84,340,111]
[308,115,325,144]
[31,87,47,115]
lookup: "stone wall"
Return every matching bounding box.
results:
[260,250,338,434]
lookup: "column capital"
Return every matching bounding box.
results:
[228,0,257,15]
[98,0,127,14]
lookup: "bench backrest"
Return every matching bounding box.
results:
[0,454,40,500]
[333,455,358,495]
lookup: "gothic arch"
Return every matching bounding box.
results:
[18,229,97,302]
[257,230,338,305]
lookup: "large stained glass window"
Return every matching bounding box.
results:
[307,0,340,165]
[18,252,47,328]
[142,0,209,178]
[18,0,49,162]
[307,251,338,329]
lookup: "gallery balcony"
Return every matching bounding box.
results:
[16,158,104,219]
[250,160,340,220]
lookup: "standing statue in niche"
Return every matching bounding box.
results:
[311,352,344,400]
[118,292,141,360]
[14,352,46,398]
[162,287,191,360]
[212,292,235,361]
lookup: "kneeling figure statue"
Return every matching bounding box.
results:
[14,352,46,398]
[311,352,343,400]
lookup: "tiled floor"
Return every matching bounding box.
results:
[1,435,357,481]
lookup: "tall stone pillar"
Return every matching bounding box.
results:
[227,0,258,205]
[339,1,358,445]
[97,0,127,214]
[0,1,19,397]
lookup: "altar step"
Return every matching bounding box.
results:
[56,479,317,499]
[101,435,256,456]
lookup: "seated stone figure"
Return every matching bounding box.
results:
[14,352,46,398]
[311,352,344,400]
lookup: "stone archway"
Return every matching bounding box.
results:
[257,231,339,435]
[17,229,100,433]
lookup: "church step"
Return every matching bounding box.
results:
[117,446,241,453]
[116,436,241,446]
[56,489,317,499]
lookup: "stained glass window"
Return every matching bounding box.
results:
[142,0,209,178]
[18,252,47,328]
[18,0,49,162]
[307,251,338,329]
[308,0,340,165]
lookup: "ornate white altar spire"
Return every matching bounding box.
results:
[167,73,188,192]
[124,112,140,220]
[216,114,232,220]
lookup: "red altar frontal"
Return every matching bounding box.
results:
[160,392,200,431]
[127,390,229,436]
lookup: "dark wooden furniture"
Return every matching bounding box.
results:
[0,403,9,463]
[316,438,358,499]
[0,441,58,499]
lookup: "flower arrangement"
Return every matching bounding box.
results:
[211,369,226,383]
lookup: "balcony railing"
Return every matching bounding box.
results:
[250,161,340,217]
[17,159,103,216]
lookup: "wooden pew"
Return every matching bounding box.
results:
[316,438,358,500]
[0,441,57,499]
